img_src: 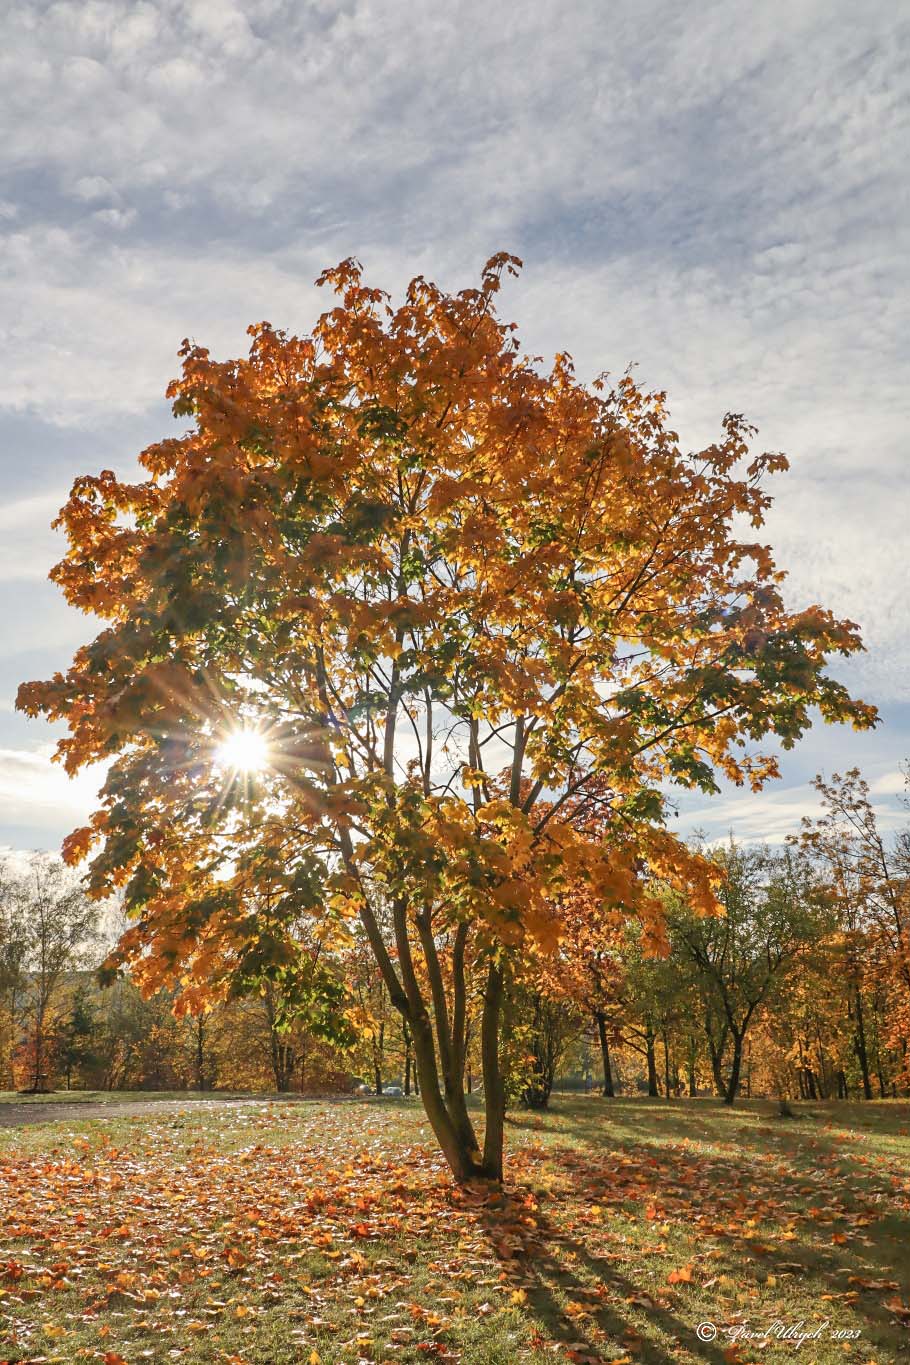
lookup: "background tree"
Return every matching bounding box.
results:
[19,255,874,1179]
[510,971,583,1110]
[668,842,826,1104]
[798,769,910,1088]
[0,862,29,1089]
[54,984,97,1090]
[13,857,98,1092]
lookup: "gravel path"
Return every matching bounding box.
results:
[0,1095,349,1128]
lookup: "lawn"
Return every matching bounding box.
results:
[1,1095,909,1364]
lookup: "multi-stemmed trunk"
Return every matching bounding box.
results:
[399,957,505,1183]
[364,887,507,1184]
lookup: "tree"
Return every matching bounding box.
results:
[620,934,681,1097]
[0,863,29,1089]
[19,255,873,1180]
[11,857,98,1092]
[798,769,910,1088]
[514,981,583,1109]
[668,843,826,1104]
[55,984,97,1089]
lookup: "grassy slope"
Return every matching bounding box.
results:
[1,1095,908,1364]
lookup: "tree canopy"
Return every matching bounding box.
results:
[18,253,875,1180]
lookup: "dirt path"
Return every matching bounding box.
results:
[0,1096,348,1128]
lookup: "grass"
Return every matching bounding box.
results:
[1,1094,909,1363]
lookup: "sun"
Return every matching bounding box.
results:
[216,728,270,774]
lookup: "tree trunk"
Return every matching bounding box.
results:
[723,1031,743,1105]
[480,960,506,1181]
[402,1018,412,1096]
[852,987,873,1100]
[815,1025,831,1098]
[645,1022,658,1098]
[662,1028,672,1100]
[411,910,479,1162]
[596,1013,615,1097]
[360,891,496,1185]
[523,995,553,1109]
[33,999,45,1091]
[195,1017,206,1092]
[687,1035,697,1097]
[407,1004,480,1181]
[705,1017,728,1098]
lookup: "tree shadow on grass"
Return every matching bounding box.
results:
[454,1180,733,1365]
[521,1094,910,1149]
[484,1112,910,1364]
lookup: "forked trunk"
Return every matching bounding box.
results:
[408,1006,482,1182]
[361,891,506,1185]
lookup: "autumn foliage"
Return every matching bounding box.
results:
[18,253,874,1180]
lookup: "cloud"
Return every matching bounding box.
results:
[0,0,907,847]
[870,768,909,797]
[71,175,119,204]
[0,491,67,582]
[679,779,907,847]
[0,746,104,828]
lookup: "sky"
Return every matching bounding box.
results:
[1,0,908,853]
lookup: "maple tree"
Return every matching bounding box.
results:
[18,253,875,1181]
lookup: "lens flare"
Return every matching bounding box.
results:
[216,728,269,774]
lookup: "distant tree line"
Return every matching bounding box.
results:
[2,768,907,1106]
